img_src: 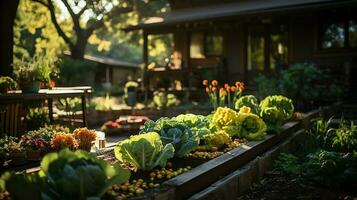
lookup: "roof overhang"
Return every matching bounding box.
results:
[124,0,357,31]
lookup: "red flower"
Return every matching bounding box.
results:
[202,80,209,86]
[224,84,229,89]
[49,80,55,89]
[212,80,218,86]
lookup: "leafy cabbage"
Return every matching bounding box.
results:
[140,118,198,157]
[114,132,175,171]
[235,112,267,141]
[174,114,213,140]
[259,95,294,132]
[1,149,130,200]
[204,130,231,148]
[212,107,240,136]
[235,95,260,114]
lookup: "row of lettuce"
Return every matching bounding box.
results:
[0,94,294,199]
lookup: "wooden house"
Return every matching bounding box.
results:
[125,0,357,97]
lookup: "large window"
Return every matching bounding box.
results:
[247,24,288,74]
[320,19,357,49]
[148,34,174,67]
[190,32,223,58]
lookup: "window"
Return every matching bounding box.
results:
[320,19,357,49]
[190,32,223,58]
[205,34,223,56]
[247,34,265,71]
[190,32,205,58]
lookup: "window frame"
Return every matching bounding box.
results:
[189,31,224,59]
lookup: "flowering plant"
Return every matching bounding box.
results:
[73,128,97,151]
[203,80,245,110]
[50,132,78,150]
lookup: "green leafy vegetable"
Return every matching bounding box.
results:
[140,118,198,157]
[234,95,260,114]
[204,130,231,148]
[1,149,130,200]
[212,107,239,136]
[259,95,294,132]
[114,132,175,171]
[235,112,267,140]
[174,114,213,140]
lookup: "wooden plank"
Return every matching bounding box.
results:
[163,121,300,200]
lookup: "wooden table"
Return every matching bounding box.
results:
[0,87,92,127]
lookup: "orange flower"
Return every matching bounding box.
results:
[205,87,210,93]
[212,80,218,86]
[226,86,231,93]
[212,87,217,92]
[202,80,209,86]
[231,86,237,92]
[224,83,229,89]
[236,81,245,91]
[219,88,227,97]
[51,132,78,150]
[73,127,97,151]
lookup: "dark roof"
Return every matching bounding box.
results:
[125,0,356,30]
[84,54,140,69]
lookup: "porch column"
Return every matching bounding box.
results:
[143,31,149,105]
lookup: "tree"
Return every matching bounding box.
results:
[0,1,20,77]
[32,0,131,59]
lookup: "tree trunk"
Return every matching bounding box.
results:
[70,37,87,60]
[0,0,20,77]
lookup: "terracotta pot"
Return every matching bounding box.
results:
[10,151,27,165]
[26,149,42,161]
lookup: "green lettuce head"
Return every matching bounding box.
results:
[204,130,231,148]
[236,113,267,140]
[235,95,260,114]
[259,95,294,132]
[140,118,198,157]
[174,114,212,140]
[115,132,175,171]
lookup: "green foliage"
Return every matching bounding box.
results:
[1,149,131,200]
[212,107,266,140]
[14,54,57,86]
[26,107,50,130]
[310,118,357,153]
[0,77,18,93]
[274,153,302,176]
[253,74,280,100]
[211,107,239,136]
[204,130,231,148]
[174,114,213,141]
[280,63,323,103]
[234,95,260,114]
[303,150,357,185]
[114,132,175,171]
[141,118,198,157]
[56,97,83,112]
[58,57,97,86]
[235,113,267,141]
[259,95,294,132]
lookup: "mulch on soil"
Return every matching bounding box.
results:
[238,172,357,200]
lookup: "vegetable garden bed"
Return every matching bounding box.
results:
[98,103,341,200]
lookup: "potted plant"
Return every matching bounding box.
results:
[73,127,97,151]
[14,55,55,93]
[124,80,139,107]
[20,130,51,161]
[0,76,18,94]
[50,132,78,151]
[8,140,26,166]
